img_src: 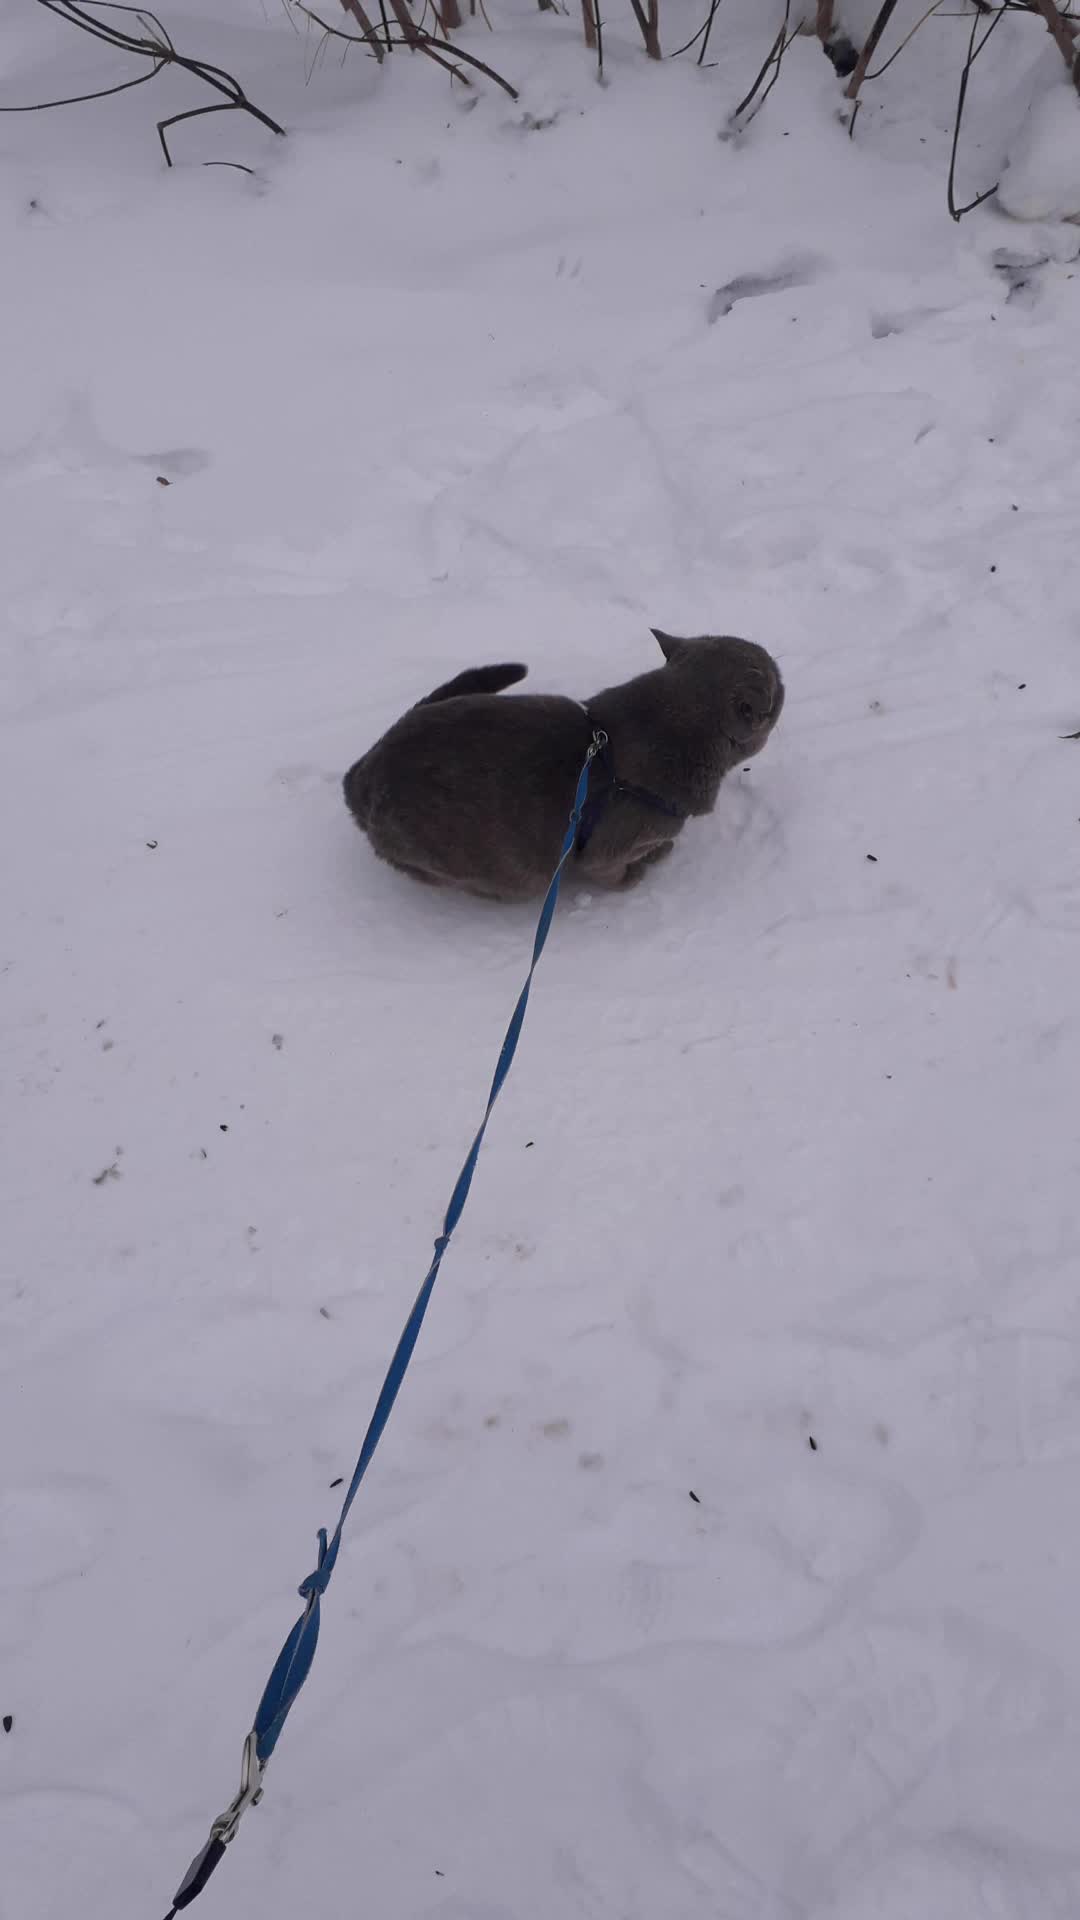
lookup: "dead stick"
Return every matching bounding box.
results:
[312,0,518,90]
[866,0,945,83]
[419,30,518,92]
[335,0,385,60]
[947,2,1001,219]
[386,0,422,44]
[845,0,900,101]
[696,0,722,66]
[629,0,661,59]
[6,0,285,161]
[732,6,787,121]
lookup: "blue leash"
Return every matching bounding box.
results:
[164,729,607,1916]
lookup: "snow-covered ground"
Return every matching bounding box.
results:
[3,3,1080,1915]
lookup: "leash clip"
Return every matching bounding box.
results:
[588,727,608,759]
[211,1730,264,1846]
[167,1733,265,1913]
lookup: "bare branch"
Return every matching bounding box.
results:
[429,0,464,32]
[417,29,518,88]
[0,57,165,113]
[947,1,1003,218]
[628,0,661,59]
[335,0,386,59]
[731,0,792,124]
[696,0,723,65]
[305,0,520,94]
[0,0,285,163]
[582,0,604,72]
[669,0,724,65]
[866,0,945,81]
[844,0,901,101]
[392,26,519,89]
[384,0,421,42]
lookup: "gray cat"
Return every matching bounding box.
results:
[343,629,784,902]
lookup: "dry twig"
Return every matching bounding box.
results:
[947,1,1003,218]
[336,0,385,58]
[844,0,901,102]
[866,0,945,82]
[695,0,724,64]
[584,0,605,72]
[310,0,519,94]
[629,0,661,59]
[0,0,285,163]
[731,0,793,124]
[670,0,723,65]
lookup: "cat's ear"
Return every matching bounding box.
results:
[651,628,686,662]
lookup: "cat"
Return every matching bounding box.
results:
[343,628,784,902]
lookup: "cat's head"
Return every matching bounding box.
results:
[650,629,784,763]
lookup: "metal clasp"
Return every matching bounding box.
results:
[210,1730,264,1846]
[588,728,608,759]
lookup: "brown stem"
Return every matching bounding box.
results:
[411,39,468,79]
[580,0,597,48]
[815,0,834,39]
[386,0,422,42]
[629,0,661,59]
[844,0,900,101]
[335,0,385,60]
[321,0,519,91]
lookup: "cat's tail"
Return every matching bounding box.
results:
[416,663,528,707]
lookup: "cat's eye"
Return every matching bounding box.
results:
[736,699,755,727]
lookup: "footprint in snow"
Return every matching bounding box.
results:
[707,252,823,324]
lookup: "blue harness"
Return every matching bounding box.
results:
[575,713,685,853]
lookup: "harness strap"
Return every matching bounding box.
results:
[576,709,684,854]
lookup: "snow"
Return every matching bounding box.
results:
[999,78,1080,223]
[2,3,1080,1916]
